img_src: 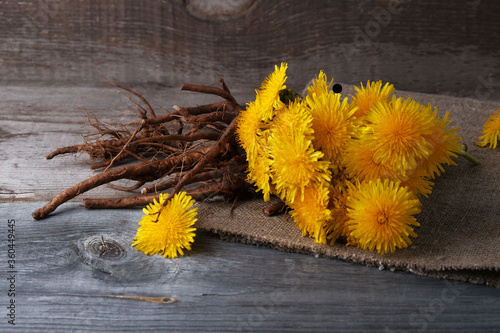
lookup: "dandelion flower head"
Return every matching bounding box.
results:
[326,178,358,246]
[342,137,397,182]
[365,97,434,173]
[271,101,314,140]
[247,146,274,202]
[236,100,268,169]
[346,179,421,255]
[257,62,288,120]
[133,192,197,259]
[289,181,331,245]
[476,108,500,149]
[419,107,462,178]
[268,101,331,204]
[350,80,395,119]
[397,167,434,198]
[306,89,359,166]
[306,70,332,99]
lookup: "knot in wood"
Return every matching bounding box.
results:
[85,236,127,261]
[184,0,259,20]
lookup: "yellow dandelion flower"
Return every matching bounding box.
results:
[289,181,331,245]
[306,90,359,166]
[257,62,288,120]
[418,107,462,178]
[326,180,358,246]
[342,138,397,182]
[476,108,500,149]
[350,80,395,119]
[397,167,434,198]
[365,97,434,173]
[247,147,274,202]
[269,131,330,205]
[306,70,332,99]
[271,101,314,140]
[342,138,433,197]
[237,63,289,160]
[268,103,331,204]
[132,192,197,259]
[236,100,268,169]
[346,179,421,255]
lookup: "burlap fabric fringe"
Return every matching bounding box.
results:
[196,88,500,288]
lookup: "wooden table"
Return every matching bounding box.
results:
[2,1,500,331]
[1,84,500,332]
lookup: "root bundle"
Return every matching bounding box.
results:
[32,78,252,220]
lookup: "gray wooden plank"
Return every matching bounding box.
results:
[1,202,500,332]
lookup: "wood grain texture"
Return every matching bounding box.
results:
[1,202,500,332]
[0,0,499,101]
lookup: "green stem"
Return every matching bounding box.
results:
[457,144,479,165]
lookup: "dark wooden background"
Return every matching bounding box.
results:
[1,0,499,100]
[1,1,500,332]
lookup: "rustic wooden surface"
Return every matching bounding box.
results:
[2,0,500,331]
[1,202,500,332]
[2,83,500,333]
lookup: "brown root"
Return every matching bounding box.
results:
[263,201,288,217]
[83,172,250,210]
[33,77,252,220]
[32,146,209,220]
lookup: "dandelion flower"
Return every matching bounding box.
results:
[268,102,331,204]
[289,181,331,244]
[247,146,274,202]
[326,179,358,246]
[476,108,500,149]
[236,100,268,169]
[257,62,288,120]
[419,107,462,178]
[350,80,395,119]
[346,179,421,255]
[306,70,332,99]
[365,97,434,173]
[306,90,359,166]
[342,138,433,197]
[398,167,434,198]
[269,129,329,204]
[132,192,197,259]
[342,138,397,182]
[271,101,314,139]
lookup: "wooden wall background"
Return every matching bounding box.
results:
[1,0,499,101]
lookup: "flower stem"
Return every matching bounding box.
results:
[457,144,479,165]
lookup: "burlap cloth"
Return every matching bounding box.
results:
[196,88,500,288]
